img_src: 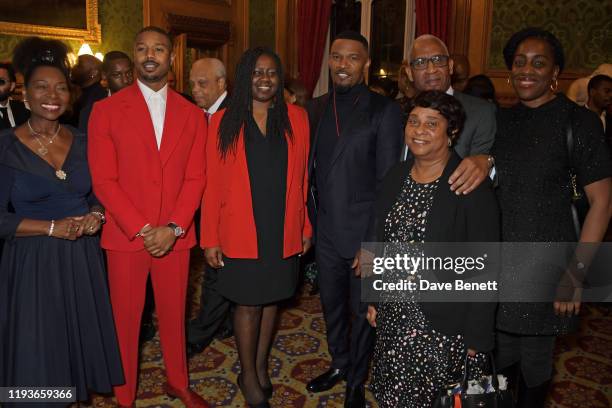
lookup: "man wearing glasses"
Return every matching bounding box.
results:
[0,63,29,131]
[405,34,496,194]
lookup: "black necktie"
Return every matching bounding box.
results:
[0,107,11,129]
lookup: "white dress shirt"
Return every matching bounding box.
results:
[205,91,227,116]
[0,98,17,127]
[137,79,168,149]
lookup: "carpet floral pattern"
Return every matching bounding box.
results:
[87,250,611,407]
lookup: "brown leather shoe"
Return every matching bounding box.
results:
[165,383,210,408]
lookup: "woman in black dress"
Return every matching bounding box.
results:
[492,28,612,407]
[201,47,312,408]
[0,38,123,405]
[366,91,500,407]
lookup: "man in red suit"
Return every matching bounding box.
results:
[88,26,208,408]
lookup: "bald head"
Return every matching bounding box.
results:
[408,34,453,93]
[190,58,227,110]
[71,54,102,87]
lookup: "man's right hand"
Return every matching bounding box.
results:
[204,247,224,268]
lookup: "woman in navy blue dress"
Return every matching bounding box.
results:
[0,38,123,405]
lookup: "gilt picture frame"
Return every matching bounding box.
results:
[0,0,101,43]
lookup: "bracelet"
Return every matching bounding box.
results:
[48,219,55,237]
[90,211,106,224]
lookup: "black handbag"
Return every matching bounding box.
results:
[565,110,588,238]
[433,352,514,408]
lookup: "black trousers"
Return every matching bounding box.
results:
[187,265,232,345]
[315,225,374,387]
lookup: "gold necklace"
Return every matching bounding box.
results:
[27,120,61,155]
[26,120,67,180]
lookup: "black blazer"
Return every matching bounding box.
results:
[370,153,501,351]
[306,86,403,258]
[0,100,29,130]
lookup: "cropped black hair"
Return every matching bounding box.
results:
[102,51,132,73]
[136,26,173,49]
[12,37,71,85]
[587,74,612,92]
[408,91,466,144]
[333,30,369,54]
[503,27,565,73]
[0,63,17,82]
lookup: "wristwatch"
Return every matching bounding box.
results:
[167,222,185,237]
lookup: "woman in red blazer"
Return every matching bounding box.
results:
[201,47,312,408]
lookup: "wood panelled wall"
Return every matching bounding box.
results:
[448,0,590,106]
[142,0,298,92]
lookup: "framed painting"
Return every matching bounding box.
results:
[0,0,101,43]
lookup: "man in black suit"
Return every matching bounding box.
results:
[186,57,232,358]
[305,31,403,408]
[70,54,107,129]
[0,63,29,130]
[404,35,496,192]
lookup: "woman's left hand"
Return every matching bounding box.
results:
[79,213,103,236]
[300,237,312,256]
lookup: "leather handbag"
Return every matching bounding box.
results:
[433,352,514,408]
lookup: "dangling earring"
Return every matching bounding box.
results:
[506,75,511,85]
[550,78,559,92]
[448,137,452,147]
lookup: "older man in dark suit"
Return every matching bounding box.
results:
[186,57,232,358]
[404,34,497,192]
[305,31,403,408]
[0,63,29,130]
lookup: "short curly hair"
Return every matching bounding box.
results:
[408,91,466,146]
[503,27,565,73]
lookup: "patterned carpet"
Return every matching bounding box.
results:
[87,249,612,407]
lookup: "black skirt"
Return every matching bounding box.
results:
[217,115,299,305]
[0,235,124,404]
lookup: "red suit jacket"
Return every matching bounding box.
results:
[201,104,312,258]
[88,83,206,250]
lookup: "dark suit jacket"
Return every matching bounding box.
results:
[0,100,29,130]
[453,91,497,158]
[369,153,500,351]
[307,86,403,258]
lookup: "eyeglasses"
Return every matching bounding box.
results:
[410,55,450,70]
[0,79,9,86]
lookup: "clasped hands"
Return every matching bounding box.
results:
[51,213,103,240]
[138,224,178,257]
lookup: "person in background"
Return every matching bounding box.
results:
[451,54,470,92]
[0,63,29,130]
[463,74,498,107]
[585,74,612,131]
[492,28,612,407]
[567,63,612,106]
[284,77,309,108]
[304,31,403,408]
[78,51,134,133]
[0,36,123,405]
[88,26,208,408]
[71,54,106,128]
[367,91,499,408]
[396,60,417,126]
[201,47,311,407]
[186,57,233,358]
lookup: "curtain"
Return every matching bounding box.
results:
[297,0,333,97]
[415,0,450,44]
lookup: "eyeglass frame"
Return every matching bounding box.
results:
[409,54,450,70]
